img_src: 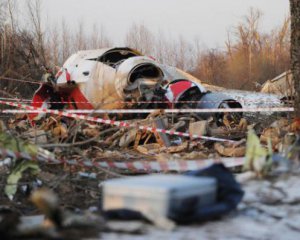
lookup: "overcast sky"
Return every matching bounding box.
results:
[39,0,289,48]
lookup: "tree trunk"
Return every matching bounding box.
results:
[290,0,300,117]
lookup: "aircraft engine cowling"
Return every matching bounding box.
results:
[115,56,164,102]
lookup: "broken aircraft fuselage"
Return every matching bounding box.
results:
[31,47,242,124]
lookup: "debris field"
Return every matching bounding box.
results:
[0,47,299,239]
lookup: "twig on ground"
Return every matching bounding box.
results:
[39,127,119,148]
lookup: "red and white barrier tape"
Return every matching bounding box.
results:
[96,157,245,172]
[0,100,233,143]
[0,147,245,172]
[2,107,294,114]
[0,98,284,105]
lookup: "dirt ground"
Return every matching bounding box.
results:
[0,97,299,239]
[2,162,300,240]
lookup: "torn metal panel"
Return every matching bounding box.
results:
[164,79,206,103]
[195,92,243,125]
[153,117,172,147]
[261,70,294,98]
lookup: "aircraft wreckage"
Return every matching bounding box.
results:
[31,47,242,124]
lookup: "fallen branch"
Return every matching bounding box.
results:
[39,127,119,148]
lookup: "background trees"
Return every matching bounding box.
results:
[191,8,290,90]
[0,2,292,98]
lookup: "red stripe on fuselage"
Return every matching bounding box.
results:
[169,80,193,100]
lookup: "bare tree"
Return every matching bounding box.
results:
[193,49,228,86]
[49,24,60,66]
[7,0,16,32]
[174,35,196,71]
[74,20,87,51]
[61,19,72,63]
[125,23,154,55]
[290,0,300,117]
[0,1,7,25]
[0,0,17,69]
[26,0,47,66]
[220,8,290,90]
[90,23,111,49]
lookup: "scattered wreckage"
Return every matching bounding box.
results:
[8,47,291,158]
[2,49,300,239]
[261,70,294,103]
[31,47,242,126]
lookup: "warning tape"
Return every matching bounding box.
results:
[0,98,284,105]
[0,100,233,143]
[0,147,245,172]
[2,107,294,114]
